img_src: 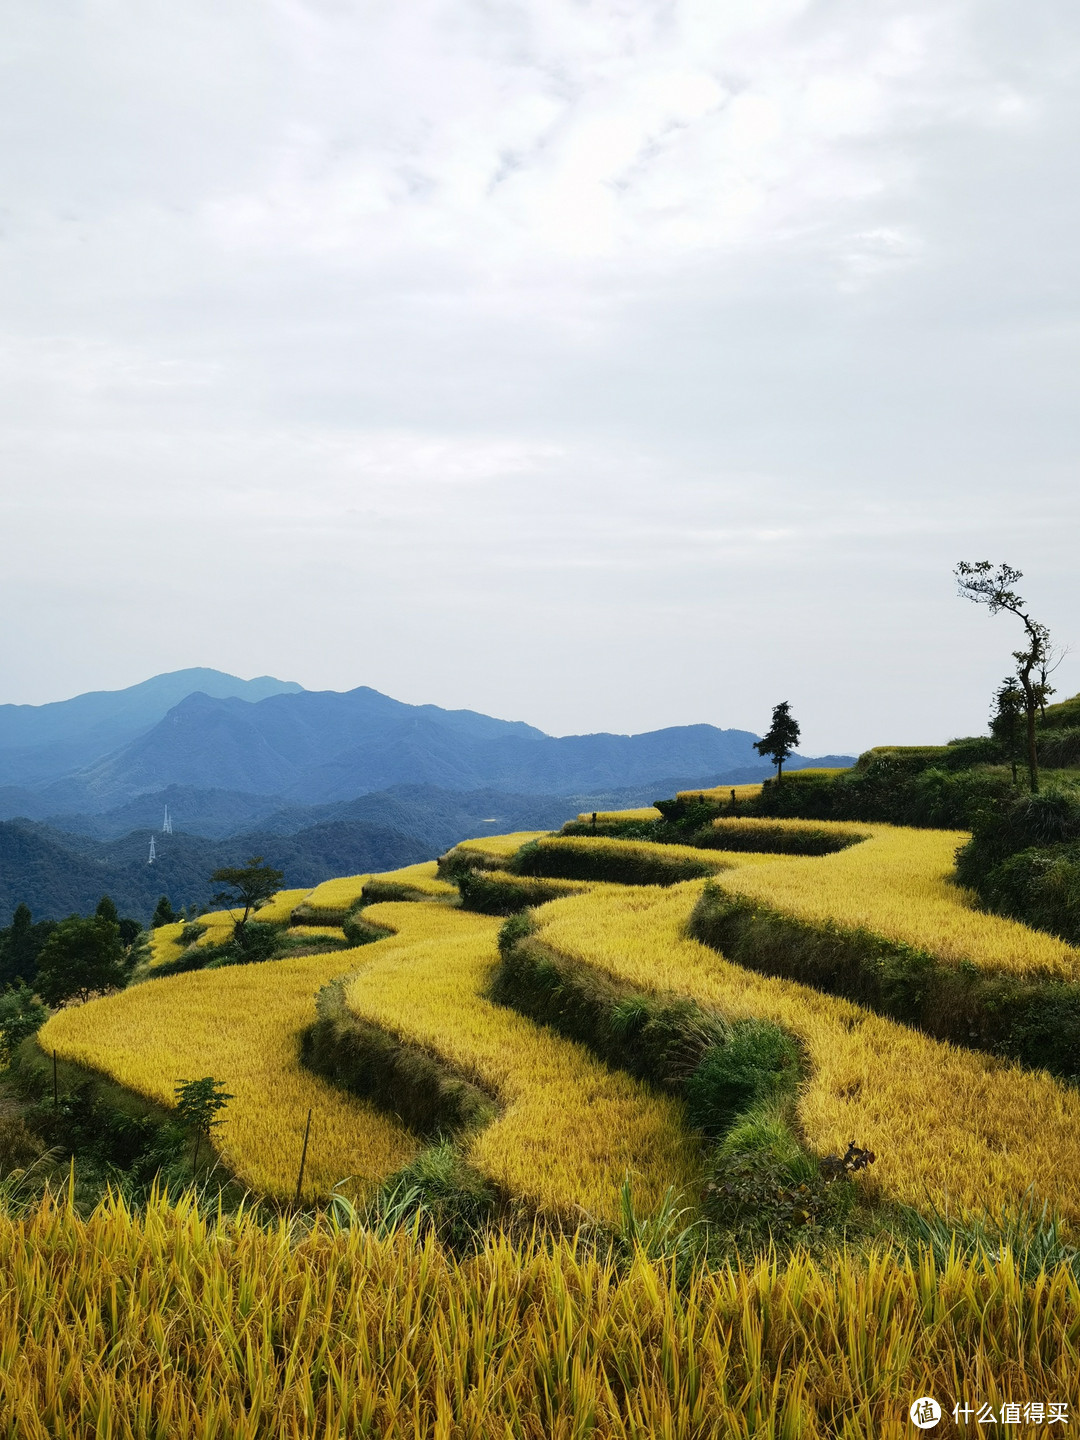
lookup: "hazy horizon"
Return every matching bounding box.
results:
[2,2,1077,755]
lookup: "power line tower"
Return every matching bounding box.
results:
[163,804,173,835]
[148,835,157,864]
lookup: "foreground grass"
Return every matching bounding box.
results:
[1,1185,1077,1439]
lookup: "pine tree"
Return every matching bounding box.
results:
[754,701,801,782]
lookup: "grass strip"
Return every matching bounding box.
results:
[511,835,730,886]
[689,882,1080,1078]
[301,980,498,1140]
[492,920,861,1244]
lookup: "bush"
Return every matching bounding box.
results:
[34,915,128,1005]
[684,1021,800,1137]
[956,789,1080,883]
[458,871,581,915]
[511,837,717,886]
[0,1113,46,1173]
[341,915,393,947]
[975,843,1080,945]
[376,1143,499,1249]
[0,984,47,1054]
[301,982,496,1138]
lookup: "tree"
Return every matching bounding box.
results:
[754,701,801,782]
[174,1076,233,1170]
[990,677,1025,787]
[95,895,119,924]
[0,904,38,988]
[151,896,177,928]
[210,857,284,938]
[34,915,128,1006]
[955,561,1052,793]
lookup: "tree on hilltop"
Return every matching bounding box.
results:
[955,561,1054,793]
[210,856,284,939]
[754,702,801,782]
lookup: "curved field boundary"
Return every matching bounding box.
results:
[147,920,187,968]
[513,835,736,885]
[457,868,591,915]
[360,860,457,904]
[717,822,1080,981]
[39,945,419,1202]
[533,881,1080,1225]
[252,887,312,924]
[302,978,498,1139]
[677,782,764,804]
[338,901,702,1224]
[690,885,1080,1078]
[441,831,550,872]
[574,806,662,822]
[292,873,372,925]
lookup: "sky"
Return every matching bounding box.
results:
[1,0,1077,754]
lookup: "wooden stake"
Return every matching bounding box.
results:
[294,1108,312,1207]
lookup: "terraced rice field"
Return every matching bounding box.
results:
[39,946,418,1201]
[40,807,1080,1225]
[534,878,1080,1222]
[712,819,1080,979]
[339,901,701,1222]
[360,860,457,900]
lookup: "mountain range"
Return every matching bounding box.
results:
[0,670,854,920]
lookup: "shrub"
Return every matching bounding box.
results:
[511,836,721,886]
[0,984,47,1054]
[684,1021,800,1137]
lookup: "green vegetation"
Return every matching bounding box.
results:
[494,918,863,1249]
[301,978,498,1140]
[753,698,801,780]
[689,882,1080,1078]
[209,856,285,936]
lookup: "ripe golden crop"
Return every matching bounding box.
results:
[146,921,186,968]
[4,1189,1079,1440]
[535,880,1080,1224]
[251,887,312,923]
[677,781,764,803]
[715,821,1080,979]
[574,806,663,822]
[40,946,417,1201]
[298,873,373,919]
[341,901,701,1223]
[451,831,550,861]
[361,860,457,899]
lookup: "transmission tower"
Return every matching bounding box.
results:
[163,804,173,835]
[148,835,157,864]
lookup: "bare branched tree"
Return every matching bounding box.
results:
[955,561,1051,793]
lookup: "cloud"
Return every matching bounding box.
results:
[0,0,1078,754]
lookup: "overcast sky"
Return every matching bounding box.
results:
[1,0,1077,753]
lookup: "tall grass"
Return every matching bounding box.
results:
[2,1185,1078,1439]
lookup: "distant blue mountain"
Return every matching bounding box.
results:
[0,672,854,820]
[0,669,302,787]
